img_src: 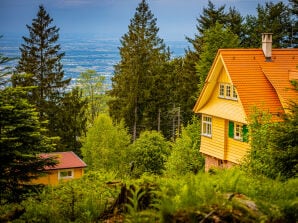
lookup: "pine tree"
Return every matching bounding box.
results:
[242,2,292,48]
[13,5,70,135]
[0,85,57,202]
[289,0,298,47]
[196,22,240,91]
[0,36,15,86]
[196,0,227,35]
[184,0,241,100]
[54,87,88,154]
[108,0,168,140]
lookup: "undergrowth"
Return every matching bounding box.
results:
[1,168,297,222]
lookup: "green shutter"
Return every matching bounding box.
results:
[228,121,234,138]
[242,125,248,142]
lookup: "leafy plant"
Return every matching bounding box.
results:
[165,116,204,176]
[127,131,170,178]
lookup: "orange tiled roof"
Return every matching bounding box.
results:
[41,151,87,170]
[220,49,298,117]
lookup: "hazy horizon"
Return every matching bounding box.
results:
[0,0,288,41]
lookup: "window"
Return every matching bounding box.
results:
[202,115,212,137]
[58,169,74,180]
[228,121,248,142]
[226,85,231,98]
[218,83,238,101]
[232,87,238,100]
[234,123,242,140]
[219,84,225,98]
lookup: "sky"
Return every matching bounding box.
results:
[0,0,289,41]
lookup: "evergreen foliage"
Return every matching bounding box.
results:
[3,169,297,222]
[196,22,240,90]
[184,1,242,100]
[196,0,227,35]
[289,0,298,47]
[54,87,88,154]
[0,36,15,87]
[164,58,200,138]
[269,102,298,179]
[242,100,298,180]
[108,0,169,140]
[12,5,70,147]
[242,2,292,48]
[0,86,57,203]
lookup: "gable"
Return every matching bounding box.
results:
[193,53,246,123]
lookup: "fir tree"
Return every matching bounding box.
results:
[242,2,292,48]
[108,0,168,140]
[184,0,241,99]
[0,35,15,86]
[0,85,57,203]
[196,0,227,35]
[54,87,88,154]
[289,0,298,47]
[13,5,70,138]
[196,23,240,91]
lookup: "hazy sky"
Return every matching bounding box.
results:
[0,0,288,41]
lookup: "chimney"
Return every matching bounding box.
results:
[262,33,273,62]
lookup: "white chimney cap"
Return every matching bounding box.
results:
[262,33,273,61]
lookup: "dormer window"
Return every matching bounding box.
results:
[226,85,231,98]
[219,84,225,98]
[218,83,238,101]
[232,87,238,100]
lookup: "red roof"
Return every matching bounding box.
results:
[41,151,87,170]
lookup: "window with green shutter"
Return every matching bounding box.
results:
[228,121,248,143]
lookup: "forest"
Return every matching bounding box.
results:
[0,0,298,222]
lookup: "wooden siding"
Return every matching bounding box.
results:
[199,71,246,123]
[200,117,250,164]
[200,116,225,159]
[32,168,84,185]
[217,67,231,83]
[225,119,250,164]
[199,95,246,123]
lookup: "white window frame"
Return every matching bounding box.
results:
[234,123,243,140]
[202,115,212,137]
[225,84,232,99]
[218,83,238,101]
[219,83,225,98]
[232,86,238,100]
[58,169,74,180]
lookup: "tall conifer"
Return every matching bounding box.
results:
[0,86,57,202]
[109,0,168,140]
[13,5,70,130]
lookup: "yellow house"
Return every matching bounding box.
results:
[193,33,298,171]
[32,151,87,185]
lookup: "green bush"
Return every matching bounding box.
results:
[127,131,171,178]
[17,171,121,222]
[165,116,204,176]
